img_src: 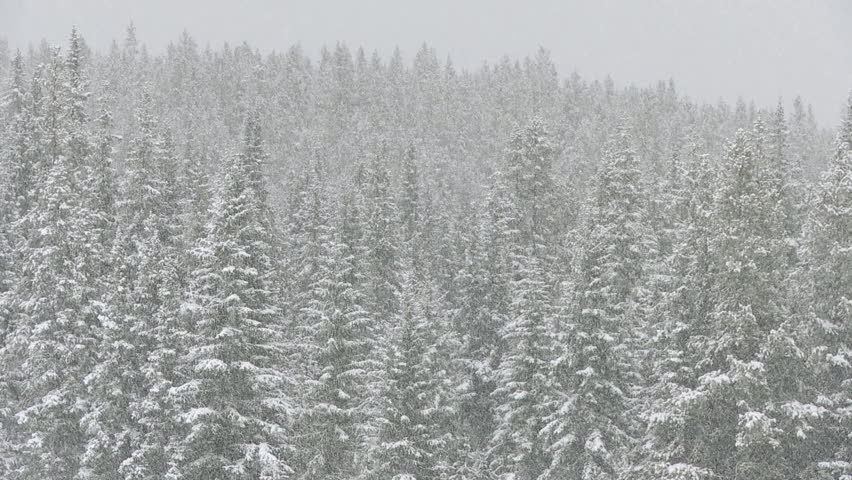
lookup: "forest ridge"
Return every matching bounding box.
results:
[0,26,851,480]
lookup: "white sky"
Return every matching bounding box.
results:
[1,0,850,127]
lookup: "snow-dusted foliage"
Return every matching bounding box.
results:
[0,25,848,480]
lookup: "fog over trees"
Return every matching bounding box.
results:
[0,25,850,480]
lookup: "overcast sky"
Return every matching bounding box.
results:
[1,0,850,127]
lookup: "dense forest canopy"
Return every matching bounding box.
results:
[0,26,850,480]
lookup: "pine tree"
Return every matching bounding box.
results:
[170,115,293,480]
[490,251,558,480]
[64,27,90,169]
[789,96,821,178]
[400,145,420,248]
[0,50,26,346]
[636,141,718,480]
[767,101,806,265]
[0,203,12,345]
[0,48,29,479]
[365,150,401,322]
[453,212,506,453]
[4,49,25,119]
[283,164,322,324]
[505,117,557,251]
[4,140,94,480]
[804,96,852,480]
[80,92,184,480]
[298,165,378,480]
[1,43,102,480]
[675,122,796,480]
[4,51,41,219]
[371,270,453,480]
[87,108,117,246]
[488,161,559,478]
[178,130,212,247]
[547,125,643,480]
[0,161,15,480]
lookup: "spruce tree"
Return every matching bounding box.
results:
[637,142,718,480]
[371,269,453,480]
[4,51,40,219]
[491,253,558,480]
[82,93,183,480]
[453,212,506,453]
[676,122,797,480]
[505,117,558,251]
[170,115,293,479]
[400,145,420,249]
[2,42,100,480]
[804,96,852,480]
[547,126,643,480]
[299,165,378,480]
[365,150,401,322]
[767,101,806,265]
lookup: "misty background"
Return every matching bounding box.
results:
[1,0,850,128]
